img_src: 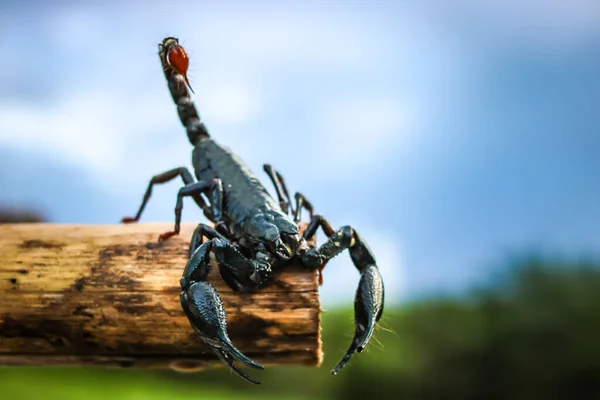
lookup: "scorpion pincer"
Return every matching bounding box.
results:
[122,36,385,384]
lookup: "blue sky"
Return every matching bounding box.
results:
[1,0,599,307]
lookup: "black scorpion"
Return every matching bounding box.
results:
[122,37,385,384]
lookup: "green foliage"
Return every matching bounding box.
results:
[2,256,599,399]
[0,366,291,400]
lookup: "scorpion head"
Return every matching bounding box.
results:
[244,211,300,260]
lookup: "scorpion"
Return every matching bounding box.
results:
[121,37,385,384]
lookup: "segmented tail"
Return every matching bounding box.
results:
[159,37,210,144]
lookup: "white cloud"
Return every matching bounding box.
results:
[311,97,412,173]
[436,0,600,47]
[0,80,264,199]
[49,7,105,51]
[197,83,261,126]
[191,12,383,72]
[0,3,413,189]
[0,87,173,173]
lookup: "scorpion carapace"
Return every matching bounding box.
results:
[121,36,385,384]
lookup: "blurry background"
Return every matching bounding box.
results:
[1,0,599,398]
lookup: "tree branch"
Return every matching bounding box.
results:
[0,223,322,371]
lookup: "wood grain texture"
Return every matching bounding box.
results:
[0,223,322,370]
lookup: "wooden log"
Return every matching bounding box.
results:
[0,223,322,371]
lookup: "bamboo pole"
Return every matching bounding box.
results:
[0,223,322,371]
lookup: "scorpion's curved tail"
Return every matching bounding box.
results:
[159,37,210,145]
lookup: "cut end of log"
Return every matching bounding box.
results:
[0,223,323,370]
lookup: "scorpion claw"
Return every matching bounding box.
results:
[214,351,261,384]
[217,333,264,371]
[213,347,262,385]
[331,265,384,375]
[180,281,263,384]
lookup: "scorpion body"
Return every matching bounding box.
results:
[122,37,385,384]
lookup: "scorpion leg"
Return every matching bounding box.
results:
[263,164,292,214]
[300,215,385,375]
[293,192,315,223]
[301,215,334,284]
[187,223,229,259]
[158,179,223,241]
[121,167,209,223]
[262,164,314,223]
[180,238,264,384]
